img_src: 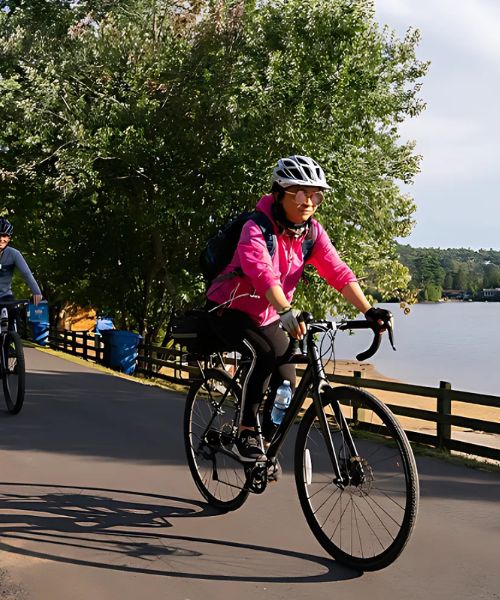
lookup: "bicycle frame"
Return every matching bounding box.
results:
[0,307,10,377]
[264,324,359,486]
[0,300,26,334]
[0,299,28,376]
[192,315,388,488]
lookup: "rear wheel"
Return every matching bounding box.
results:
[2,332,26,414]
[295,386,419,571]
[184,368,249,512]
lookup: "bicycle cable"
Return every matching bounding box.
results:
[317,323,338,376]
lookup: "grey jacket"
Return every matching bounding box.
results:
[0,246,42,298]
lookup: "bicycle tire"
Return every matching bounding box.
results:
[184,368,250,512]
[294,385,419,571]
[2,332,26,415]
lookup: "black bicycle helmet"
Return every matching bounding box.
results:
[0,218,13,236]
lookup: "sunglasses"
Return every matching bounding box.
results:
[284,189,324,206]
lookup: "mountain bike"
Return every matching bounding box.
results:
[0,300,28,414]
[184,313,419,571]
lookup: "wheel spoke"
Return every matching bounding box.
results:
[296,386,419,570]
[184,369,249,511]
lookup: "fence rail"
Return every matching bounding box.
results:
[37,328,500,463]
[48,328,104,362]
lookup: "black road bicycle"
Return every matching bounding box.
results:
[183,313,419,571]
[0,300,28,414]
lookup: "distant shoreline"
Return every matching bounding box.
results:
[329,359,396,382]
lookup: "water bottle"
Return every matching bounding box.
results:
[271,380,292,425]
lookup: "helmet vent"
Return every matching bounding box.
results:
[271,155,330,190]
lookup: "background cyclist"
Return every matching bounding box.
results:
[0,218,43,329]
[206,155,391,463]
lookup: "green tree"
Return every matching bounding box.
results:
[443,271,453,289]
[413,249,444,289]
[1,0,428,337]
[418,283,441,302]
[398,245,500,300]
[453,265,468,291]
[483,263,500,288]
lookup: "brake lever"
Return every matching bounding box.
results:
[387,317,396,351]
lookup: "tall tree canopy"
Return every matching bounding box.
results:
[0,0,428,339]
[398,244,500,298]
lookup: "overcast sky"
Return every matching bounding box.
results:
[374,0,500,250]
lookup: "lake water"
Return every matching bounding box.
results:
[332,302,500,396]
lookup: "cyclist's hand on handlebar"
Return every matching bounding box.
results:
[278,307,306,340]
[364,307,393,331]
[32,294,43,306]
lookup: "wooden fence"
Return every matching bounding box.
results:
[48,328,104,362]
[41,328,500,463]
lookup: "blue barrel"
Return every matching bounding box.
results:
[101,330,141,375]
[31,321,49,346]
[28,300,49,323]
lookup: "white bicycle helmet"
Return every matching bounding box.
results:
[272,155,331,190]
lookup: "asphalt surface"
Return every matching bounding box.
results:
[0,347,499,600]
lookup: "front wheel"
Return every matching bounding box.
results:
[2,332,26,414]
[294,385,419,571]
[184,368,250,512]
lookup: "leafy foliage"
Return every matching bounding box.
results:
[1,0,427,337]
[398,244,500,298]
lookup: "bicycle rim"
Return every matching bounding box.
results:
[295,386,419,571]
[184,369,249,512]
[2,332,26,414]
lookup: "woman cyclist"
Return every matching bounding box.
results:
[0,218,43,327]
[206,156,391,463]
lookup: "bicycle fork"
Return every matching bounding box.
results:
[310,377,365,490]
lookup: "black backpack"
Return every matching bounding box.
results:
[199,210,316,286]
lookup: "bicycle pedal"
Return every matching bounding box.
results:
[245,462,268,494]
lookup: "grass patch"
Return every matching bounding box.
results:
[409,442,500,473]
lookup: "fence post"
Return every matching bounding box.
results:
[437,380,452,451]
[95,333,101,363]
[353,370,364,422]
[353,370,363,381]
[83,331,88,361]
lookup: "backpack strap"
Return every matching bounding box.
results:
[212,212,314,285]
[301,220,317,261]
[252,212,316,263]
[211,211,277,284]
[250,211,277,257]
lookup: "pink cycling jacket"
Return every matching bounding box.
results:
[207,194,357,326]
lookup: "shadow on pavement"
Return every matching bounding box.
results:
[0,482,359,583]
[0,367,188,464]
[415,455,500,503]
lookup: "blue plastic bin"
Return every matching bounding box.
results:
[31,321,49,346]
[28,300,49,323]
[101,330,141,375]
[95,316,114,335]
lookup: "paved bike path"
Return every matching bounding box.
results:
[0,347,498,600]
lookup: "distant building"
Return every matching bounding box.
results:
[442,289,465,300]
[482,288,500,300]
